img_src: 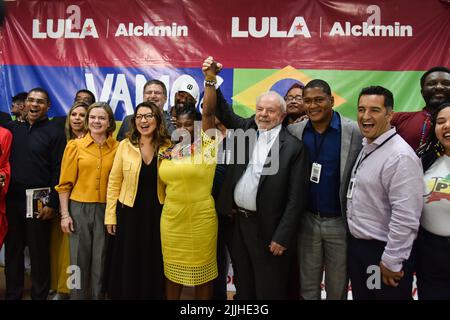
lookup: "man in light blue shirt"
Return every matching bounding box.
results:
[347,86,423,300]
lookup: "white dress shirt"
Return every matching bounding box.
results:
[234,124,282,211]
[346,128,424,272]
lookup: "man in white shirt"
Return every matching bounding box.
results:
[202,56,309,299]
[347,85,423,299]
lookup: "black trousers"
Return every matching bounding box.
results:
[416,227,450,300]
[348,235,415,300]
[5,198,51,300]
[231,214,291,300]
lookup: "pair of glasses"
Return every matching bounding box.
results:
[303,97,327,105]
[26,97,47,105]
[136,113,155,121]
[285,95,303,103]
[144,90,163,96]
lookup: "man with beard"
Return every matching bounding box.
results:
[169,79,200,127]
[391,66,450,151]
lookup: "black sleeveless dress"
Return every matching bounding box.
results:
[108,157,164,299]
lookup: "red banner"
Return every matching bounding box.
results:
[2,0,449,70]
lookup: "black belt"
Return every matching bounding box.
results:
[232,206,256,218]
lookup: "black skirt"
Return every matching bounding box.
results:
[107,158,164,299]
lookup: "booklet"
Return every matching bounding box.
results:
[26,187,51,219]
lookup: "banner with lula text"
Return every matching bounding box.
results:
[0,0,449,120]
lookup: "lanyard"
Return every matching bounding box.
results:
[353,132,397,175]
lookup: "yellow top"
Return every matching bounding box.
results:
[55,133,119,203]
[105,139,168,225]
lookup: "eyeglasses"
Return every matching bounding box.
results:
[136,113,155,121]
[144,90,163,96]
[285,95,303,103]
[26,97,47,105]
[303,97,327,105]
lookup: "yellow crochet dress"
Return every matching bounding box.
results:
[158,131,218,286]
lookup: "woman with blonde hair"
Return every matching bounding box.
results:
[50,101,89,300]
[56,102,118,299]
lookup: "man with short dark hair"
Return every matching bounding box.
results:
[117,79,175,141]
[391,66,450,151]
[74,89,95,105]
[3,88,66,300]
[347,86,423,300]
[288,79,362,300]
[9,92,28,123]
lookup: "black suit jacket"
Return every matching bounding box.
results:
[215,89,309,248]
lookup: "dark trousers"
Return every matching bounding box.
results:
[231,214,290,300]
[416,227,450,300]
[212,214,233,300]
[348,235,415,300]
[5,198,51,300]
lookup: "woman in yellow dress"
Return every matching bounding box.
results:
[159,96,218,300]
[49,101,88,299]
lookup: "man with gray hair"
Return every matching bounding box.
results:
[202,56,309,299]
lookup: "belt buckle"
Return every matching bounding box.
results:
[242,210,249,218]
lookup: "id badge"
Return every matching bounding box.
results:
[347,178,356,199]
[310,162,322,184]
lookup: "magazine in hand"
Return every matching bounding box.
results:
[26,187,51,218]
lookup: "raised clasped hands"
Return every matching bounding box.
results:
[202,56,223,78]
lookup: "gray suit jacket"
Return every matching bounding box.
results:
[287,114,362,216]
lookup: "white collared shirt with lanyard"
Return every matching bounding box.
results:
[347,131,397,199]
